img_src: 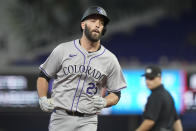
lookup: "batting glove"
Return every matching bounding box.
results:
[93,96,107,110]
[39,96,54,112]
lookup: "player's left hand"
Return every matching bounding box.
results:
[93,96,107,110]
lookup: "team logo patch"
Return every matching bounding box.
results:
[97,7,106,15]
[69,54,77,57]
[146,68,152,73]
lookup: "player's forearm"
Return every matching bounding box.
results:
[104,92,119,107]
[37,77,49,97]
[135,119,155,131]
[173,119,183,131]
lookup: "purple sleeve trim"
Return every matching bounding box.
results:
[39,66,52,78]
[76,47,106,111]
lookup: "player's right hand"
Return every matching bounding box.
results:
[39,96,54,112]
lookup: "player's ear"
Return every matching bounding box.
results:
[81,22,85,31]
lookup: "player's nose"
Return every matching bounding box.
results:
[95,20,102,28]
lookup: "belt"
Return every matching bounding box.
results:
[54,108,95,117]
[66,110,85,117]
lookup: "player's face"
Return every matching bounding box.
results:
[83,15,104,42]
[145,76,161,90]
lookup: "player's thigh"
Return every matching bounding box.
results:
[79,123,97,131]
[77,115,98,131]
[49,110,77,131]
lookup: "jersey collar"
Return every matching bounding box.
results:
[74,39,105,56]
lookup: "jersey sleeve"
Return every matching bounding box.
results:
[106,57,126,92]
[143,94,162,121]
[39,45,63,78]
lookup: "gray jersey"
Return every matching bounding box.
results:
[39,39,126,114]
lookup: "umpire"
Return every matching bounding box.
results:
[136,65,183,131]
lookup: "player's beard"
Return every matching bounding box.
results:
[84,24,102,42]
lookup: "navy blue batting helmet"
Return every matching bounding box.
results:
[81,6,110,25]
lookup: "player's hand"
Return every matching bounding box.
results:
[39,96,54,112]
[93,96,107,110]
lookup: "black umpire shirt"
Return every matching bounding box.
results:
[143,84,179,131]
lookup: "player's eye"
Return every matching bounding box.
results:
[90,19,96,22]
[100,21,104,26]
[145,76,155,80]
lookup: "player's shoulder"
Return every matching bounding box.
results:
[57,40,75,48]
[52,39,75,51]
[103,46,119,61]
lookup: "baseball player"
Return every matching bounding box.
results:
[37,6,127,131]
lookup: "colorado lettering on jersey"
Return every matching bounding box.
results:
[63,65,104,81]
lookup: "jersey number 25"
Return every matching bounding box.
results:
[86,82,97,96]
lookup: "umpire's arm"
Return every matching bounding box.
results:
[135,119,155,131]
[173,119,183,131]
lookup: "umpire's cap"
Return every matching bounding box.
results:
[81,6,110,26]
[142,65,162,78]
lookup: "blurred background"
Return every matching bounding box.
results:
[0,0,196,131]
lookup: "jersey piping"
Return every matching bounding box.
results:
[75,47,106,111]
[70,40,86,111]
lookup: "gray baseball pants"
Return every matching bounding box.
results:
[49,109,98,131]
